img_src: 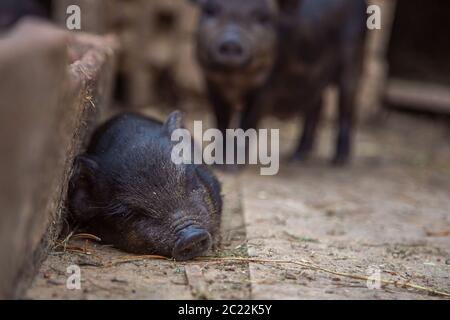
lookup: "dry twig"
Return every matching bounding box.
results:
[57,239,450,298]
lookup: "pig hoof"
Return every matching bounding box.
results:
[289,152,311,163]
[173,227,212,261]
[331,155,350,167]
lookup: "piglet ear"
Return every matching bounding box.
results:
[67,155,100,222]
[277,0,302,12]
[163,111,184,136]
[73,155,99,180]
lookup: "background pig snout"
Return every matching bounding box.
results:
[214,28,250,67]
[173,226,212,261]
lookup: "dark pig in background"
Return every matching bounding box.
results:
[192,0,280,143]
[68,112,222,261]
[191,0,367,165]
[0,0,47,30]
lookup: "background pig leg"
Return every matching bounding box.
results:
[207,83,232,135]
[238,89,264,167]
[291,95,323,162]
[334,46,363,165]
[207,83,243,171]
[240,89,263,132]
[207,83,232,162]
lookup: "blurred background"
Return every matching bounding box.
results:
[23,0,450,118]
[0,0,449,300]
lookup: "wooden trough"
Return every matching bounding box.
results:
[0,19,118,299]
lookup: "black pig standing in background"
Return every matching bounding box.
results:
[68,112,222,261]
[190,0,367,165]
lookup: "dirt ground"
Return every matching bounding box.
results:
[26,109,450,300]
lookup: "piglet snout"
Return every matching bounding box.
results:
[173,226,212,261]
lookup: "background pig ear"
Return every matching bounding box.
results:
[277,0,302,12]
[163,111,184,136]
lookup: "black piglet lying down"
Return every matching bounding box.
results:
[68,112,222,261]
